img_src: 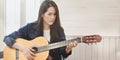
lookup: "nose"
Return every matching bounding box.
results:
[51,15,55,19]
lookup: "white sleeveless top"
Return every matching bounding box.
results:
[44,29,50,42]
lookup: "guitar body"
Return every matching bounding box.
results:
[4,37,49,60]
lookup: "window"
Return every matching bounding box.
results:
[5,0,20,35]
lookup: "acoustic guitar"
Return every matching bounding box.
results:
[4,35,101,60]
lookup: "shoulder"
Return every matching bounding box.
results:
[18,22,37,32]
[26,22,36,27]
[23,22,37,29]
[59,26,64,32]
[59,26,66,38]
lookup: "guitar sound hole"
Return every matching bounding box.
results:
[32,47,38,53]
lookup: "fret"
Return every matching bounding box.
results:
[37,38,81,53]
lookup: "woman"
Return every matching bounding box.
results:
[3,0,77,60]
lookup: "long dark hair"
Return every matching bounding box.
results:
[35,0,62,41]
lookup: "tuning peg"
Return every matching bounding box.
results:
[91,42,93,45]
[93,40,97,43]
[94,42,97,45]
[87,43,89,45]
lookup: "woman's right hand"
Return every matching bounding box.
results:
[12,43,36,60]
[20,45,36,60]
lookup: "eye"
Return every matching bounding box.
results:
[48,13,52,16]
[48,13,56,17]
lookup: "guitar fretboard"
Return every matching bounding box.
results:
[36,38,81,53]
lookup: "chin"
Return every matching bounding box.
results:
[49,23,54,25]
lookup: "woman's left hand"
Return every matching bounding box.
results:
[66,41,78,54]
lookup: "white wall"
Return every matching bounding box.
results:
[54,0,120,36]
[0,0,4,60]
[0,0,4,51]
[5,0,21,35]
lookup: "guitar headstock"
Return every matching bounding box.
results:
[82,35,102,43]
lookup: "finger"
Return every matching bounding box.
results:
[26,52,34,60]
[71,42,75,48]
[74,41,78,46]
[72,42,76,47]
[29,48,36,57]
[25,48,35,60]
[30,48,37,54]
[31,48,36,52]
[67,42,73,49]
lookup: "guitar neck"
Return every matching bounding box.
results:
[36,38,81,53]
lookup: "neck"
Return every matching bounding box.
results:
[44,23,50,30]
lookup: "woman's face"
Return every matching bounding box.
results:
[42,6,56,26]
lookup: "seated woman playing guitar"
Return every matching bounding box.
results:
[3,0,78,60]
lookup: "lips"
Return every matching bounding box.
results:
[50,20,54,23]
